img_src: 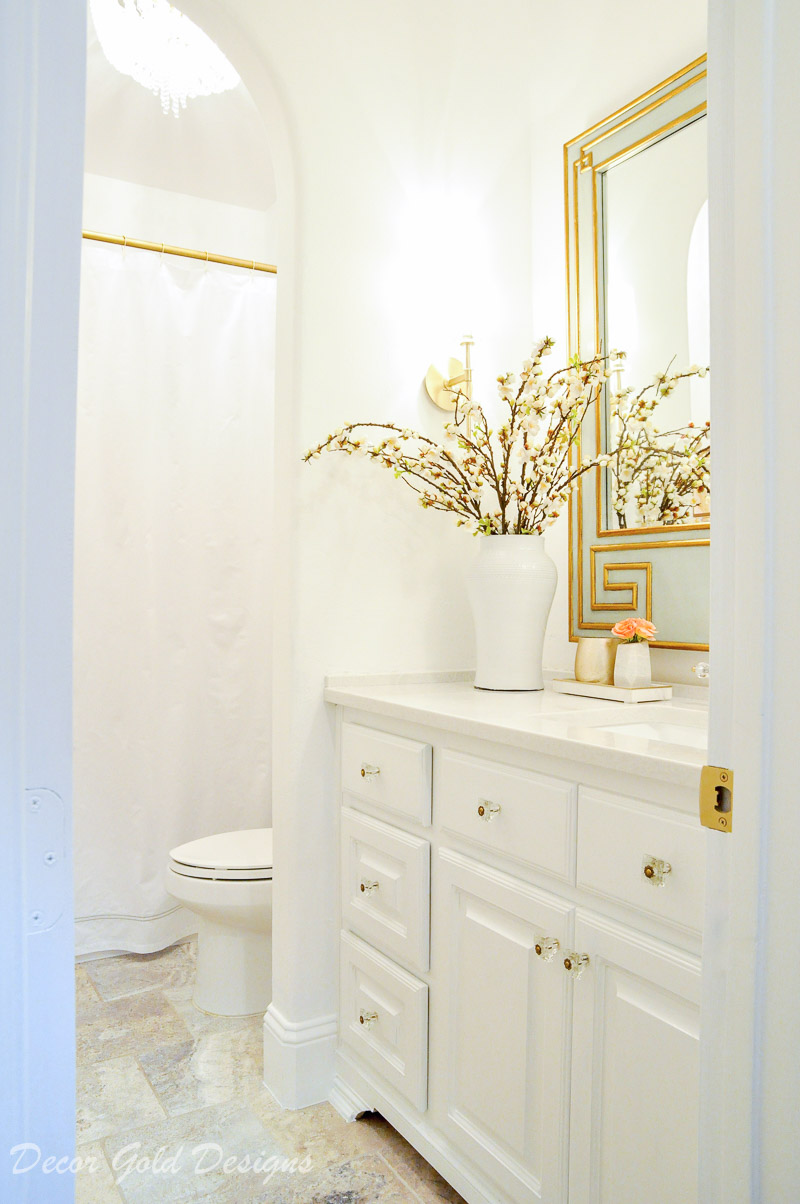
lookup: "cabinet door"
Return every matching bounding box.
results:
[568,911,701,1204]
[431,849,572,1204]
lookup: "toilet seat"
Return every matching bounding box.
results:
[169,828,273,882]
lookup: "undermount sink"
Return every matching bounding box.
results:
[571,705,708,751]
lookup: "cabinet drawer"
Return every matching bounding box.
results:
[340,930,428,1111]
[436,749,575,881]
[341,722,432,825]
[341,807,430,973]
[577,787,705,934]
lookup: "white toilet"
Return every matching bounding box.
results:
[165,828,273,1016]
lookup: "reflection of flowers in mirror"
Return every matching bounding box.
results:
[611,617,658,643]
[609,359,710,528]
[304,338,615,537]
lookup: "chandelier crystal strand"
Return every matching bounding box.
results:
[90,0,239,117]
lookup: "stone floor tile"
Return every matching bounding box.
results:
[368,1120,467,1202]
[77,1056,165,1144]
[104,1099,290,1204]
[75,949,465,1204]
[140,1023,264,1116]
[76,964,102,1010]
[77,987,194,1065]
[246,1096,387,1169]
[83,941,196,1002]
[162,982,264,1039]
[75,1141,126,1203]
[384,1154,468,1204]
[245,1099,465,1203]
[256,1152,423,1204]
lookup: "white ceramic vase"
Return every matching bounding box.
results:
[613,641,652,688]
[467,534,557,691]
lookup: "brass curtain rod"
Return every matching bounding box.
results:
[82,229,277,274]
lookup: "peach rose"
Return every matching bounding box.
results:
[611,617,657,643]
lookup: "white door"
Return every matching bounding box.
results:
[431,849,572,1203]
[0,3,86,1200]
[704,0,800,1198]
[568,911,701,1204]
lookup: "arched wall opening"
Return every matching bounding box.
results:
[73,2,294,972]
[83,3,279,260]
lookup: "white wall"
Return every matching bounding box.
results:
[83,173,278,263]
[86,0,710,696]
[180,0,537,1103]
[227,0,537,669]
[528,1,708,682]
[177,0,711,1104]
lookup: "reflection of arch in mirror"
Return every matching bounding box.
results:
[603,117,707,434]
[687,199,710,426]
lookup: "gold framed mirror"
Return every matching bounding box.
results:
[565,56,709,651]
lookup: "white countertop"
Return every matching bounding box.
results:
[323,676,708,789]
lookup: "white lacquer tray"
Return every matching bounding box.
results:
[551,677,673,704]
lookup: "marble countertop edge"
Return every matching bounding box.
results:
[323,678,706,789]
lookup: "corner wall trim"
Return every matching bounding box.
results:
[262,1004,337,1109]
[264,1004,337,1045]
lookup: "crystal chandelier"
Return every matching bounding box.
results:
[90,0,240,117]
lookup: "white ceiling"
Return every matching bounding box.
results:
[84,9,276,212]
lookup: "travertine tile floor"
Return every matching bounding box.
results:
[76,941,465,1203]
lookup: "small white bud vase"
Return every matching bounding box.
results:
[467,534,557,691]
[613,641,652,689]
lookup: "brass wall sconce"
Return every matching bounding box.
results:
[424,334,474,411]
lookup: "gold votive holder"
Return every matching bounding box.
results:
[574,636,617,685]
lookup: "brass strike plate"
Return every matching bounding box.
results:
[700,765,734,832]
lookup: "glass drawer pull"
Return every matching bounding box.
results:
[477,800,501,821]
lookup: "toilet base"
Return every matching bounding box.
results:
[193,919,272,1016]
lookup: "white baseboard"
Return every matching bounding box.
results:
[329,1074,376,1123]
[262,1003,337,1110]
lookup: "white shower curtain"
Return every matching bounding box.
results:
[74,239,275,955]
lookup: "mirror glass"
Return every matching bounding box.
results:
[602,116,709,529]
[566,56,709,651]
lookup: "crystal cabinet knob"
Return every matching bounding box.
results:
[534,937,560,962]
[360,763,380,778]
[359,879,379,896]
[477,800,501,822]
[642,855,672,886]
[358,1009,378,1029]
[563,952,590,979]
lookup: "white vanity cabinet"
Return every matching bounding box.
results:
[328,700,705,1204]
